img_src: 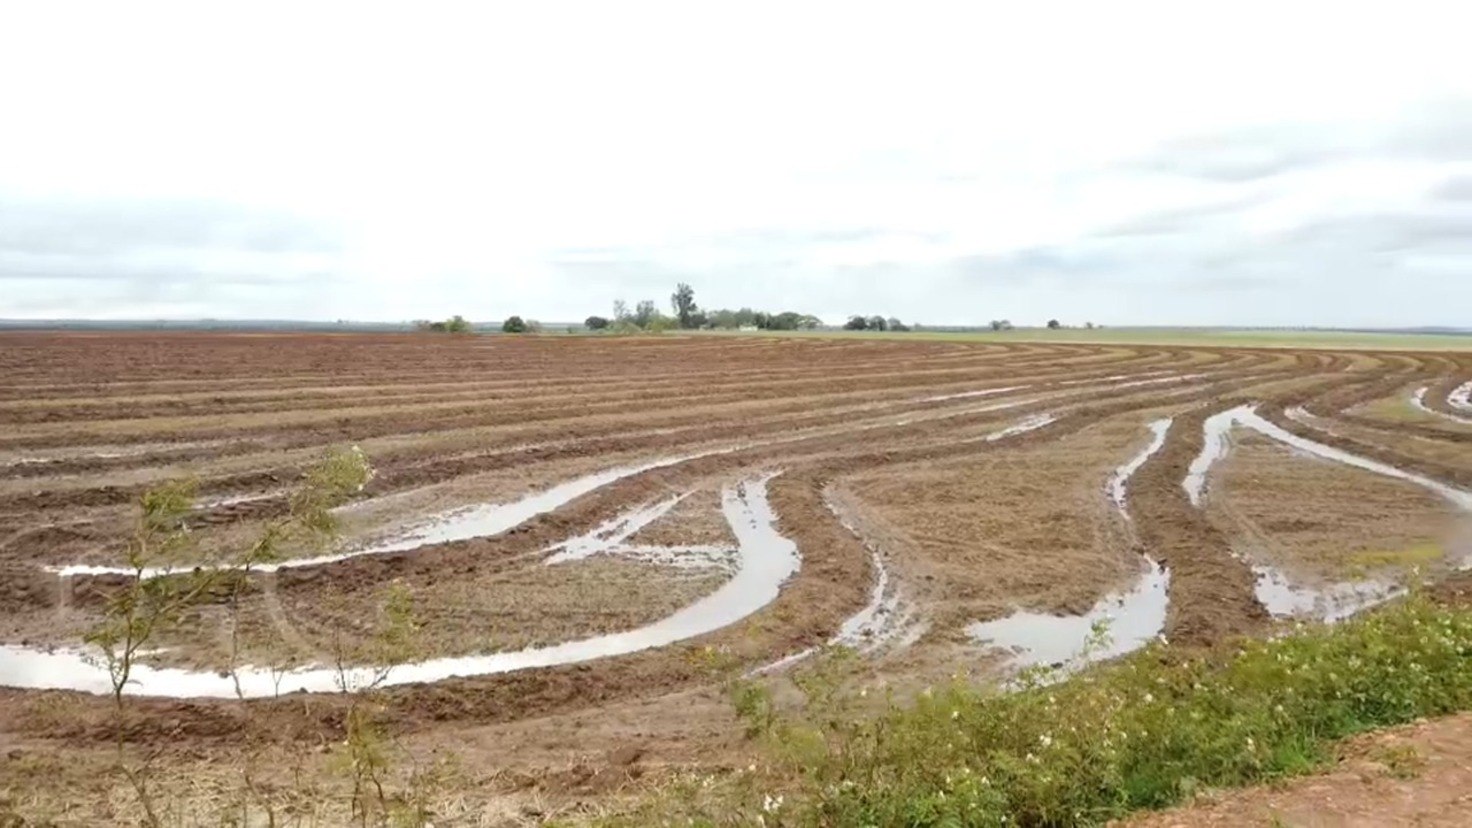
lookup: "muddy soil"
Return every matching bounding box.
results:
[1125,712,1472,827]
[1,332,1469,823]
[1206,433,1466,583]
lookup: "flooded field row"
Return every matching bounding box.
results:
[1,332,1469,807]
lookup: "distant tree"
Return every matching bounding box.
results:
[671,283,699,329]
[645,315,677,333]
[585,315,610,330]
[867,316,887,332]
[990,319,1014,332]
[416,316,468,333]
[767,311,806,331]
[1085,321,1095,330]
[1047,319,1062,330]
[502,315,527,333]
[633,300,658,328]
[887,317,910,332]
[703,306,820,330]
[525,319,544,333]
[845,315,869,331]
[613,299,631,323]
[707,309,739,329]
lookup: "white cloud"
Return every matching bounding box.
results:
[2,1,1472,325]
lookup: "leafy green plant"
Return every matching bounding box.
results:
[618,594,1472,826]
[329,581,424,827]
[85,447,372,826]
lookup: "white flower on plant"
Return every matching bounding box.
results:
[1039,734,1053,748]
[763,794,784,814]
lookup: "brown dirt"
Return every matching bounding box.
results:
[623,486,736,548]
[1124,712,1472,827]
[1,332,1470,823]
[835,411,1154,633]
[1207,433,1467,582]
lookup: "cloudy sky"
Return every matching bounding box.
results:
[3,1,1471,327]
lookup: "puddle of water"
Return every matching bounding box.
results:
[346,453,719,558]
[3,445,170,465]
[1187,405,1472,622]
[967,558,1170,669]
[1115,372,1208,390]
[1057,370,1177,387]
[541,496,739,571]
[48,452,722,579]
[1412,387,1472,425]
[0,475,800,697]
[39,382,1090,581]
[612,545,739,570]
[1108,419,1173,514]
[754,494,921,674]
[978,413,1057,443]
[543,494,688,564]
[1251,566,1404,622]
[1234,407,1472,511]
[1,457,55,468]
[1451,381,1472,411]
[919,385,1028,403]
[1183,408,1238,507]
[1284,406,1320,428]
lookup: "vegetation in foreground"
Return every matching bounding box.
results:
[46,449,454,827]
[607,596,1472,826]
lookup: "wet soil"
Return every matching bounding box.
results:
[1,332,1469,822]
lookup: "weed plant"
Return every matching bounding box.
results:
[616,596,1472,826]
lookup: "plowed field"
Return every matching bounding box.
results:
[2,332,1469,822]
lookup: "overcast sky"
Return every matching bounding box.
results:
[3,2,1471,327]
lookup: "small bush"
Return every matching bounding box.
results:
[501,316,527,334]
[414,315,471,334]
[618,595,1472,826]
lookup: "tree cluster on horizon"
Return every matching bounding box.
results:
[843,315,912,332]
[413,315,472,334]
[594,283,822,332]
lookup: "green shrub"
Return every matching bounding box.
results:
[617,595,1472,826]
